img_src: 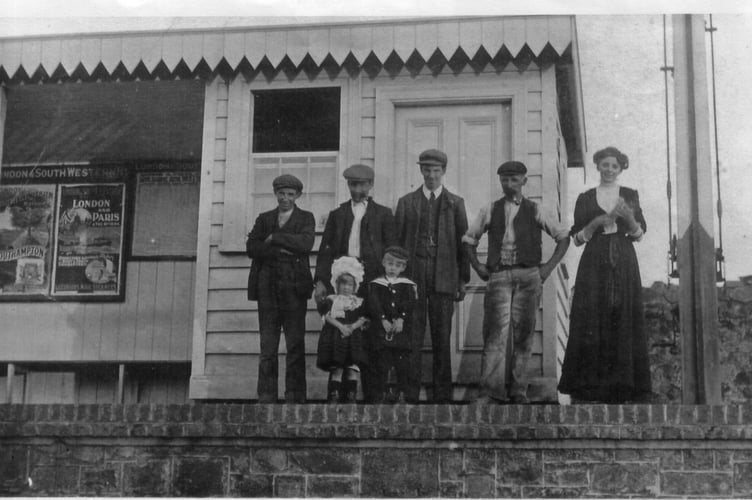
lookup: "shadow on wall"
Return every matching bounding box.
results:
[644,279,752,403]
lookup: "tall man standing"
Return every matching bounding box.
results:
[463,161,569,404]
[395,149,470,403]
[314,164,396,402]
[247,174,315,403]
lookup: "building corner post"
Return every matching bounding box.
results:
[672,14,721,404]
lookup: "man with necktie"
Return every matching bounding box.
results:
[395,149,470,403]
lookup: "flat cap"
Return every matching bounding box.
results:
[272,174,303,192]
[343,164,374,181]
[417,148,447,167]
[497,161,527,176]
[383,245,409,261]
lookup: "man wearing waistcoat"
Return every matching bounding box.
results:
[247,174,315,403]
[463,160,569,404]
[395,149,470,403]
[314,164,396,402]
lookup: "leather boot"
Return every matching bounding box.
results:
[327,380,341,404]
[343,380,357,403]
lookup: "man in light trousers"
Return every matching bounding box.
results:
[463,161,569,404]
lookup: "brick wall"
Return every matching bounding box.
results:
[645,280,752,403]
[2,403,752,497]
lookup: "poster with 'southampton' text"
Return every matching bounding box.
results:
[0,185,55,296]
[52,184,125,297]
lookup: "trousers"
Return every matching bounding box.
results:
[376,348,411,397]
[407,254,455,402]
[256,260,308,403]
[479,266,541,400]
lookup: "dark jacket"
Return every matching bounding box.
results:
[395,187,470,294]
[314,198,396,290]
[368,277,417,350]
[246,206,315,301]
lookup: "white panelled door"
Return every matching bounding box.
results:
[393,102,512,399]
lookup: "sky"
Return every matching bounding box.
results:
[1,0,751,286]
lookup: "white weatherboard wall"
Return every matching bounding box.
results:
[190,63,570,401]
[0,262,195,362]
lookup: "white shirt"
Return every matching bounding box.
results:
[596,184,620,234]
[347,199,368,257]
[422,184,444,200]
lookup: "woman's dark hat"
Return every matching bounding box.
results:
[383,245,409,261]
[497,161,528,175]
[417,149,447,167]
[343,164,375,181]
[272,174,303,192]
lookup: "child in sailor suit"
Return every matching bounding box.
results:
[367,246,417,403]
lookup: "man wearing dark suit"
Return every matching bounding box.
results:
[395,149,470,403]
[247,174,315,404]
[314,164,396,402]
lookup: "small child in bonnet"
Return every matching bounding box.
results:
[315,256,370,403]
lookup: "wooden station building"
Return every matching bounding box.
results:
[0,16,586,403]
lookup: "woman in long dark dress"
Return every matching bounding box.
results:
[558,147,652,403]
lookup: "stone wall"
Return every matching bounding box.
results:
[2,403,752,497]
[644,280,752,403]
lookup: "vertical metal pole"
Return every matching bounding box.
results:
[1,92,8,404]
[0,85,6,176]
[6,364,15,404]
[117,364,125,404]
[672,14,721,404]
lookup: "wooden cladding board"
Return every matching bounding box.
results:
[196,68,565,400]
[0,261,195,362]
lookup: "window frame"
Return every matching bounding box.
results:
[218,77,354,252]
[129,167,201,261]
[251,86,342,154]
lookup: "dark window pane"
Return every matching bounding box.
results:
[252,87,340,153]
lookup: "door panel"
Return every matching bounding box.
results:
[393,101,512,399]
[398,114,446,192]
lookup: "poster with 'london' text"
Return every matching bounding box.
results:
[52,184,125,297]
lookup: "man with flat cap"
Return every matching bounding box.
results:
[314,163,396,402]
[463,160,569,404]
[395,148,470,403]
[247,174,315,403]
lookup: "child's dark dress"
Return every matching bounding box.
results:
[316,295,369,371]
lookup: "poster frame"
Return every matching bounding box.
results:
[50,182,127,301]
[0,184,57,299]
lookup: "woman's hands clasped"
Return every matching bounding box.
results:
[612,198,640,232]
[583,213,615,241]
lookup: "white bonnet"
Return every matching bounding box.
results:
[330,256,364,291]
